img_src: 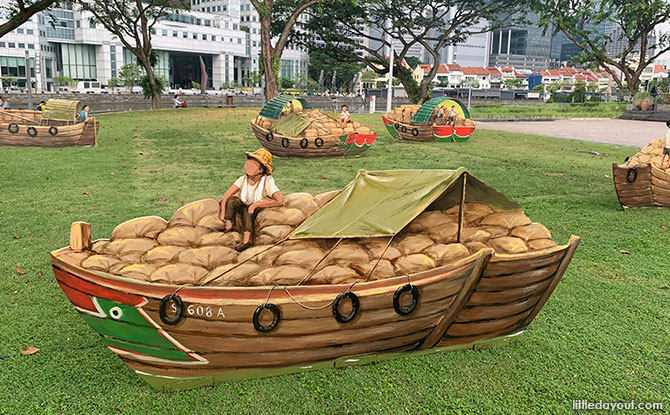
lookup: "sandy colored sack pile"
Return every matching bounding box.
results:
[77,194,557,287]
[387,105,472,127]
[624,138,669,170]
[255,108,373,138]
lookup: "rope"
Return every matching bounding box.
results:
[297,237,343,285]
[364,235,396,282]
[283,286,335,310]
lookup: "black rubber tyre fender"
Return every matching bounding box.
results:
[626,167,638,184]
[411,127,419,137]
[159,294,183,326]
[300,138,308,149]
[266,131,274,142]
[281,137,289,148]
[394,122,400,130]
[27,126,37,137]
[49,126,58,136]
[314,137,324,147]
[400,125,407,133]
[332,292,360,323]
[8,123,18,134]
[393,284,419,316]
[253,303,280,333]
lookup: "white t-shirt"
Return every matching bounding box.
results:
[340,110,351,120]
[234,175,280,205]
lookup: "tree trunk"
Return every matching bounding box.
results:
[140,58,162,110]
[395,65,426,104]
[260,17,278,101]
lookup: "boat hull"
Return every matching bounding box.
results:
[612,163,670,208]
[251,121,375,158]
[51,247,492,391]
[0,109,99,147]
[382,115,476,142]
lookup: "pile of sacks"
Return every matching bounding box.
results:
[386,105,423,124]
[254,108,373,138]
[77,193,557,287]
[624,138,669,170]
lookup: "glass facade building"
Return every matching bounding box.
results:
[489,14,553,72]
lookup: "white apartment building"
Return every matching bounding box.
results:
[0,0,307,92]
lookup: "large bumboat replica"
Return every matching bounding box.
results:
[0,99,99,147]
[382,97,477,142]
[250,96,376,157]
[613,137,670,208]
[51,169,579,391]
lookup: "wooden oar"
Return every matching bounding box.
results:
[0,110,39,125]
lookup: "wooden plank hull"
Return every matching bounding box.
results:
[438,236,580,347]
[612,163,670,208]
[0,111,99,147]
[50,246,492,390]
[382,115,476,142]
[251,121,375,158]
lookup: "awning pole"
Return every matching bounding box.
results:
[457,174,467,243]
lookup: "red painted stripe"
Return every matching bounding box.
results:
[56,280,98,312]
[53,266,144,306]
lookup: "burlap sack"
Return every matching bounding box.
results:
[460,228,491,243]
[141,246,186,265]
[178,246,238,269]
[406,210,455,232]
[307,265,359,285]
[361,239,402,261]
[103,238,157,257]
[168,199,220,228]
[150,264,209,285]
[275,247,326,267]
[199,231,241,248]
[205,262,261,286]
[349,260,395,280]
[258,225,293,243]
[527,239,556,251]
[314,190,340,208]
[249,265,308,286]
[427,222,459,244]
[284,193,320,217]
[465,241,489,254]
[81,255,125,273]
[480,226,508,238]
[487,237,528,254]
[118,264,157,281]
[237,244,283,265]
[438,243,471,264]
[480,212,531,229]
[327,242,371,265]
[394,234,436,255]
[111,216,168,240]
[394,254,436,275]
[510,223,552,242]
[255,207,306,229]
[446,202,493,225]
[157,226,210,247]
[91,240,109,254]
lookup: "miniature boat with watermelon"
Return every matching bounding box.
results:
[382,97,477,142]
[251,96,376,157]
[51,169,579,391]
[0,99,99,147]
[612,137,670,208]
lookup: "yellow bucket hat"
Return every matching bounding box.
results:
[245,148,274,174]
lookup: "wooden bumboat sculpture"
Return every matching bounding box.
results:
[251,96,376,157]
[51,169,579,391]
[382,97,477,142]
[0,99,99,147]
[613,137,670,208]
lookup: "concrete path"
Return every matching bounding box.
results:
[477,118,667,148]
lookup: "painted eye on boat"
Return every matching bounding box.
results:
[109,306,123,320]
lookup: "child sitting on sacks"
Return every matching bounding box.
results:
[218,149,283,252]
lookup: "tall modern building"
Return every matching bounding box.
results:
[488,15,553,72]
[0,0,307,92]
[434,16,490,68]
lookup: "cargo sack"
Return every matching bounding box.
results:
[255,207,306,229]
[168,199,221,228]
[480,212,531,229]
[111,216,168,240]
[394,254,436,274]
[157,226,211,247]
[118,264,157,281]
[250,265,309,286]
[178,246,239,269]
[199,231,242,248]
[274,247,326,267]
[510,223,552,242]
[308,265,360,285]
[487,237,528,254]
[206,262,262,286]
[150,264,209,285]
[141,246,186,265]
[81,255,126,274]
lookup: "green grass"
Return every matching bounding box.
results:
[470,102,627,119]
[1,108,668,414]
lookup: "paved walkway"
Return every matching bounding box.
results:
[477,118,667,148]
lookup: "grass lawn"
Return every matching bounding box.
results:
[0,108,668,414]
[470,102,627,119]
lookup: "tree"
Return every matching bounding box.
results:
[117,63,143,93]
[252,0,325,101]
[54,76,76,87]
[404,56,422,70]
[107,78,120,88]
[280,77,295,89]
[0,0,55,38]
[302,0,523,104]
[307,49,362,90]
[242,71,263,87]
[77,0,186,109]
[295,74,319,93]
[531,0,670,92]
[503,78,525,89]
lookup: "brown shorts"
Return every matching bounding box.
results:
[664,147,670,155]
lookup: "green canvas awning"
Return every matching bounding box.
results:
[270,113,311,137]
[258,96,312,120]
[411,97,470,123]
[290,169,522,239]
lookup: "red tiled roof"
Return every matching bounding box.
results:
[436,64,449,74]
[462,67,489,75]
[486,67,502,75]
[654,64,667,74]
[446,64,462,71]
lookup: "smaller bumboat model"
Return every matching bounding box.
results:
[382,97,476,142]
[0,99,99,147]
[250,96,376,158]
[613,137,670,208]
[51,169,579,391]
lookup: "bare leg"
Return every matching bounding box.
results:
[224,220,233,231]
[242,231,252,244]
